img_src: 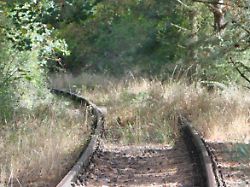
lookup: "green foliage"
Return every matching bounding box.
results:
[55,0,250,81]
[1,0,249,81]
[57,0,101,23]
[4,2,69,57]
[56,0,190,75]
[180,0,250,82]
[0,0,69,121]
[0,44,18,121]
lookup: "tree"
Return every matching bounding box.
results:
[174,0,249,83]
[192,0,228,33]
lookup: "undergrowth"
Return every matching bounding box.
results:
[51,73,250,145]
[0,96,93,187]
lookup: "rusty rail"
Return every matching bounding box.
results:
[179,116,217,187]
[51,89,104,187]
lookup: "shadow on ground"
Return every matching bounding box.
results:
[79,139,203,187]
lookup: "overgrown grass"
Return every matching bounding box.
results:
[51,73,250,145]
[0,97,93,186]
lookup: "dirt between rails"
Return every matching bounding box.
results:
[73,139,203,187]
[207,141,250,187]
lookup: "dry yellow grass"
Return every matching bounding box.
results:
[51,73,250,145]
[0,97,93,187]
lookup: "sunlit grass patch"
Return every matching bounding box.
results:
[50,73,250,145]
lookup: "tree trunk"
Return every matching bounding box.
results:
[184,8,200,79]
[210,0,227,32]
[187,9,199,65]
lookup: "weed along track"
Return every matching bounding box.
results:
[52,89,219,187]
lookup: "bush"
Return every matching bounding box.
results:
[0,1,69,121]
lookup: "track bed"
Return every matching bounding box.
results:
[207,141,250,187]
[74,139,203,187]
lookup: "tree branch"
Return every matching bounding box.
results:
[170,23,191,32]
[232,19,250,35]
[176,0,194,11]
[229,57,250,85]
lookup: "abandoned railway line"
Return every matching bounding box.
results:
[52,89,227,187]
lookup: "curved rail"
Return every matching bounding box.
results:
[178,116,217,187]
[51,89,104,187]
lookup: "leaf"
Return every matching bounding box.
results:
[46,23,53,29]
[20,28,28,34]
[25,76,32,81]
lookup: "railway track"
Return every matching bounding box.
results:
[52,89,222,187]
[74,140,202,186]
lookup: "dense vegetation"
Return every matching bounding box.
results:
[1,0,250,112]
[1,1,249,113]
[0,0,249,186]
